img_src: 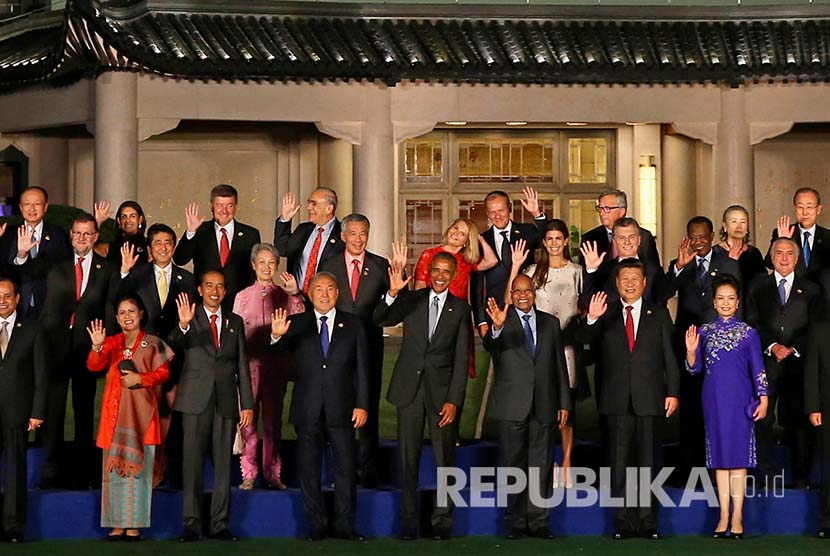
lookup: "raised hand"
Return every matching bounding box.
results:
[185,202,206,234]
[776,215,793,239]
[0,222,7,239]
[727,237,745,261]
[685,325,699,354]
[510,238,529,269]
[391,239,408,268]
[580,240,606,271]
[280,192,301,222]
[120,242,139,275]
[86,319,106,347]
[387,261,411,297]
[279,271,299,295]
[94,201,112,227]
[485,297,508,330]
[270,308,291,338]
[587,292,608,320]
[175,292,196,329]
[520,186,543,218]
[16,224,39,258]
[676,237,695,270]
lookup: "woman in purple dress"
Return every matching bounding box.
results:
[685,274,768,539]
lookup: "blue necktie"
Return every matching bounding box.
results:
[697,257,708,285]
[522,313,535,354]
[319,315,330,357]
[778,278,788,305]
[803,231,812,268]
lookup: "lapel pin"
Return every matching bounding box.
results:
[647,309,653,315]
[330,239,336,244]
[95,264,101,269]
[710,271,716,276]
[363,270,369,276]
[44,235,50,241]
[15,322,21,328]
[797,289,803,294]
[237,232,243,237]
[229,328,234,333]
[338,322,344,328]
[177,275,182,280]
[448,307,453,312]
[140,340,149,348]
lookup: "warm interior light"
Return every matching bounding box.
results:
[566,122,588,126]
[444,121,467,126]
[638,154,658,235]
[505,121,527,126]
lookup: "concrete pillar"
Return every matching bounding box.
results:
[353,86,394,254]
[94,72,138,205]
[714,87,754,235]
[662,133,699,255]
[319,136,354,216]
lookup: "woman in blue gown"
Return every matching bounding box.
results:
[685,273,768,539]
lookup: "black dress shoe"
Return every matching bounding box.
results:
[105,532,125,542]
[613,529,633,540]
[334,530,366,541]
[712,530,728,539]
[178,529,200,543]
[306,529,326,541]
[528,529,555,540]
[6,530,22,543]
[124,534,141,542]
[641,529,662,540]
[208,529,238,541]
[400,529,417,541]
[504,528,525,540]
[432,528,451,540]
[817,527,830,538]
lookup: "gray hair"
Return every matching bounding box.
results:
[250,242,279,263]
[341,213,370,230]
[598,189,628,209]
[771,237,800,257]
[308,271,338,290]
[315,187,338,209]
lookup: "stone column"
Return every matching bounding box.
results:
[353,86,394,254]
[94,72,138,205]
[714,87,754,229]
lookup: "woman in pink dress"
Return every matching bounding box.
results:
[233,243,305,490]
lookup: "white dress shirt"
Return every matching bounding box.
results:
[493,221,513,260]
[799,224,816,253]
[314,308,337,342]
[491,306,536,339]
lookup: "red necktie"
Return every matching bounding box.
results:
[70,256,85,327]
[209,313,219,350]
[625,305,635,352]
[219,228,230,267]
[302,227,324,294]
[350,259,361,301]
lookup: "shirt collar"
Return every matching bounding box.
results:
[697,249,713,265]
[214,220,235,236]
[314,307,337,322]
[494,221,513,237]
[318,217,337,235]
[430,288,450,304]
[346,250,366,267]
[154,263,172,276]
[0,311,17,330]
[514,306,536,320]
[774,270,795,286]
[624,297,644,313]
[26,221,44,237]
[799,224,817,237]
[203,306,222,323]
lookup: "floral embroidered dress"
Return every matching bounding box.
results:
[687,317,768,468]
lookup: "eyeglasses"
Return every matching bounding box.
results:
[71,231,95,239]
[596,205,623,213]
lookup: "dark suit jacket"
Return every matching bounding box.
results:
[0,318,47,427]
[3,222,72,321]
[40,253,116,362]
[805,321,830,415]
[274,310,369,427]
[482,308,571,423]
[765,224,830,282]
[745,273,821,360]
[118,264,198,341]
[578,301,680,416]
[274,218,344,281]
[373,289,471,411]
[581,258,667,308]
[172,220,260,310]
[470,219,545,325]
[578,224,661,271]
[168,308,254,419]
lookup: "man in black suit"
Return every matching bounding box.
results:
[3,186,72,321]
[373,253,471,540]
[578,189,661,271]
[274,188,343,293]
[173,184,261,312]
[317,213,393,487]
[270,272,369,541]
[664,217,741,476]
[765,187,830,282]
[806,321,830,537]
[482,275,571,540]
[169,270,254,542]
[579,259,680,539]
[39,213,115,489]
[580,217,667,307]
[0,278,46,542]
[747,237,821,486]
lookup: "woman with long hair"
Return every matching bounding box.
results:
[712,205,766,296]
[95,200,149,264]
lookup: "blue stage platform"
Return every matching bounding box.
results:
[8,441,824,540]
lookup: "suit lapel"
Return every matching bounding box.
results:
[194,309,218,354]
[355,255,382,304]
[139,266,163,315]
[3,321,24,360]
[79,256,103,301]
[633,304,654,354]
[325,312,346,360]
[431,294,458,342]
[414,290,431,344]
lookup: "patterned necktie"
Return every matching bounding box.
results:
[0,321,9,358]
[303,227,324,294]
[209,313,219,350]
[219,228,230,267]
[499,230,510,263]
[697,257,708,285]
[609,230,618,259]
[778,278,788,305]
[522,313,535,354]
[625,305,635,352]
[803,231,812,268]
[30,230,38,258]
[319,315,330,357]
[157,269,169,307]
[428,295,440,340]
[350,259,361,301]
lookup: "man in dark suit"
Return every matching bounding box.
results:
[3,186,72,321]
[580,217,667,307]
[317,213,391,487]
[482,275,571,540]
[765,187,830,282]
[0,278,46,542]
[373,253,471,540]
[578,189,661,271]
[579,259,680,540]
[274,188,343,293]
[664,216,741,476]
[747,237,821,487]
[173,184,261,312]
[269,272,369,541]
[169,270,254,542]
[805,321,830,537]
[39,213,115,489]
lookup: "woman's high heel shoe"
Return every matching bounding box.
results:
[712,530,728,539]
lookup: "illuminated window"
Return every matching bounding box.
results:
[457,139,554,184]
[568,138,607,183]
[404,140,443,184]
[638,155,658,234]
